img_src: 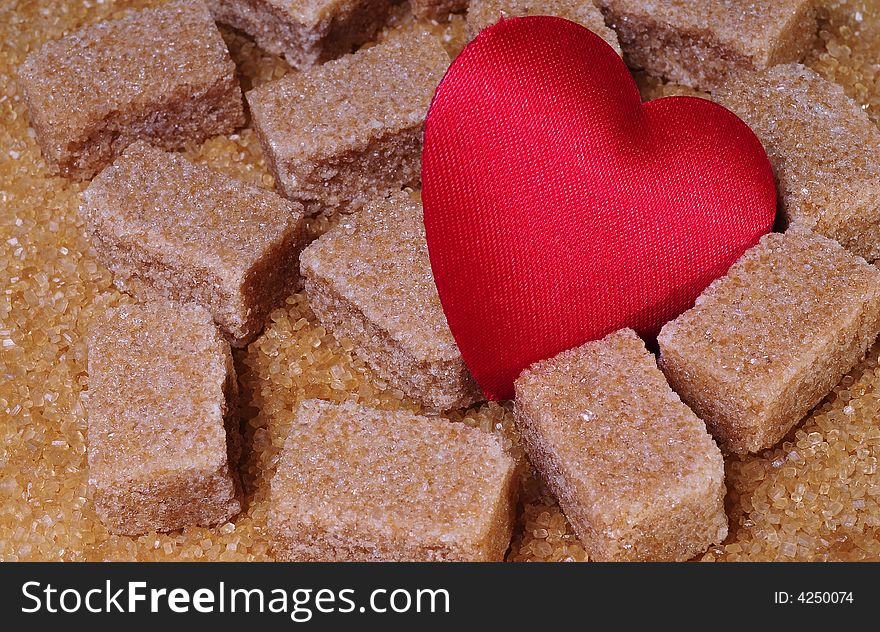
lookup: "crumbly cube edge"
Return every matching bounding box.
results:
[595,0,816,90]
[208,0,394,69]
[466,0,622,55]
[300,193,480,410]
[411,0,469,21]
[247,30,449,215]
[714,64,880,262]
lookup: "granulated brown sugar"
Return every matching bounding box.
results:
[3,0,880,562]
[238,291,527,490]
[704,342,880,561]
[808,0,880,127]
[239,293,527,561]
[377,3,470,59]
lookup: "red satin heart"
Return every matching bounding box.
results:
[422,16,776,401]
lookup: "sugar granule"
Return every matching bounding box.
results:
[808,0,880,126]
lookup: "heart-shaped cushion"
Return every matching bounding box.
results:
[422,16,776,401]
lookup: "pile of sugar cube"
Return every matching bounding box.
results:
[17,0,880,561]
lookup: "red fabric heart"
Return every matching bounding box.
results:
[421,16,776,401]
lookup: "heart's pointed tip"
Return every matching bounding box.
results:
[479,385,515,404]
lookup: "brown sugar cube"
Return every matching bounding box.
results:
[247,30,449,216]
[594,0,816,90]
[659,231,880,455]
[17,0,244,180]
[410,0,468,21]
[714,64,880,262]
[268,399,517,561]
[82,142,306,348]
[86,301,241,536]
[301,192,481,409]
[207,0,393,70]
[514,329,727,562]
[467,0,621,54]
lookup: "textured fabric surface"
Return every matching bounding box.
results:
[422,16,777,401]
